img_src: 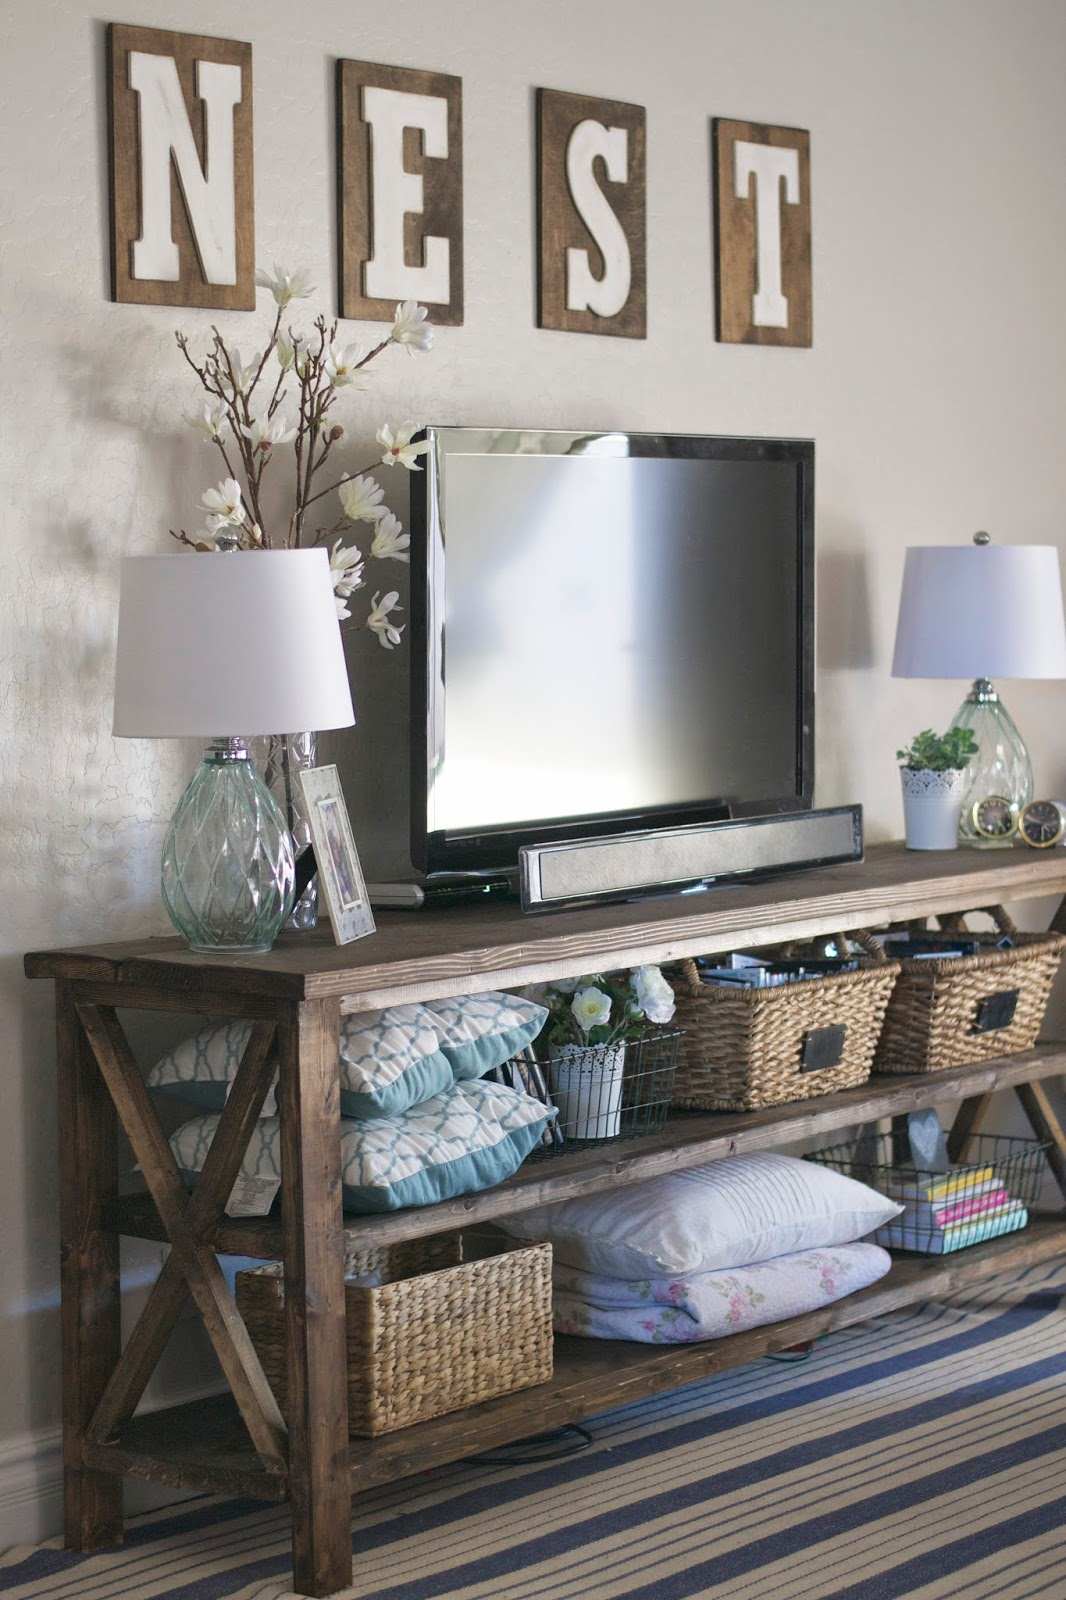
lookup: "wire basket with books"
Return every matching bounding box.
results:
[807,1133,1049,1255]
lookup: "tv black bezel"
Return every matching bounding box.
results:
[409,427,815,879]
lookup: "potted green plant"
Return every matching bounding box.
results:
[897,727,980,850]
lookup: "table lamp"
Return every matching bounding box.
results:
[114,551,355,951]
[892,534,1066,845]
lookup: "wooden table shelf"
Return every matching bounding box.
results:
[105,1041,1066,1257]
[87,1215,1066,1504]
[25,842,1066,1597]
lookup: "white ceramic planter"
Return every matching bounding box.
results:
[900,766,967,850]
[549,1042,626,1140]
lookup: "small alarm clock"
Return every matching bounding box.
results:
[1018,799,1066,848]
[971,795,1017,841]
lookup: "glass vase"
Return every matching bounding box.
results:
[950,680,1033,846]
[161,740,295,953]
[249,732,318,929]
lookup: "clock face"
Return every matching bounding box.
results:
[1020,800,1066,848]
[972,795,1017,839]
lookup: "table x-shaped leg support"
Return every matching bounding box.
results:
[74,1004,288,1472]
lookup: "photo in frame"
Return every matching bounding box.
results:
[297,765,376,945]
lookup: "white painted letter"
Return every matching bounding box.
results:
[129,52,241,284]
[565,119,631,318]
[733,140,800,328]
[362,86,450,304]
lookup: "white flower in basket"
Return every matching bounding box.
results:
[542,967,676,1142]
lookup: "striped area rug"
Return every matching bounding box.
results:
[5,1257,1066,1600]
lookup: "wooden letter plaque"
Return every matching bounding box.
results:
[108,23,254,311]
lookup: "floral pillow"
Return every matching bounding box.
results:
[552,1242,892,1343]
[169,1078,555,1216]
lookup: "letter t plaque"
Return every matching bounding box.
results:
[713,118,811,347]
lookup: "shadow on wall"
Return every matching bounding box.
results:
[328,469,414,884]
[815,540,875,818]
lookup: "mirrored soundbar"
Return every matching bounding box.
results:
[518,806,864,912]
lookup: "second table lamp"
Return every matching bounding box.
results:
[892,534,1066,844]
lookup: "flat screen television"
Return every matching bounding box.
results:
[409,427,814,878]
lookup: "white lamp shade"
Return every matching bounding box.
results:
[891,544,1066,680]
[113,551,356,737]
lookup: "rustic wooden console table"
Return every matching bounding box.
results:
[25,843,1066,1597]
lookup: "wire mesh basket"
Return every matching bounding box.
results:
[807,1133,1049,1255]
[489,1027,681,1158]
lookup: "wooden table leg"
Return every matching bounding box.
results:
[1015,1080,1066,1202]
[947,1093,994,1163]
[277,998,351,1598]
[56,982,123,1550]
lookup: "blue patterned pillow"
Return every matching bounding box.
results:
[422,993,547,1082]
[169,1079,555,1216]
[147,992,547,1121]
[146,1011,452,1121]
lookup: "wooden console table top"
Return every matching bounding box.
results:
[25,841,1066,1011]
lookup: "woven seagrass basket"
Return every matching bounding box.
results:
[867,907,1065,1075]
[668,938,900,1112]
[236,1232,553,1436]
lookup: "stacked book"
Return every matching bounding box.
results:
[873,1165,1028,1254]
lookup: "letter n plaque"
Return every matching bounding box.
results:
[337,60,464,325]
[713,118,811,347]
[108,23,254,310]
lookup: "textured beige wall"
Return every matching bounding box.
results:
[2,0,1066,1511]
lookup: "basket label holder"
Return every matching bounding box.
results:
[973,989,1020,1034]
[800,1024,847,1073]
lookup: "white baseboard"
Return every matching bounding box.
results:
[0,1424,62,1551]
[0,1384,226,1553]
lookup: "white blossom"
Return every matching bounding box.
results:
[276,333,296,372]
[338,473,386,523]
[631,965,676,1025]
[367,590,404,649]
[370,512,410,562]
[378,422,430,471]
[390,300,433,353]
[330,540,365,619]
[226,350,260,394]
[324,343,362,388]
[200,478,245,527]
[186,400,227,442]
[241,412,298,451]
[254,263,315,307]
[571,986,612,1035]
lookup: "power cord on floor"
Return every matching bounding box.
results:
[466,1424,594,1467]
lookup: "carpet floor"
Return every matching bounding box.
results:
[4,1256,1066,1600]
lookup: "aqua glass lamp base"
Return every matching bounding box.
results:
[161,740,296,953]
[950,679,1033,847]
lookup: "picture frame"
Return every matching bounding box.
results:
[297,765,376,945]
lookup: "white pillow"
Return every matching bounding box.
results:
[501,1152,902,1277]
